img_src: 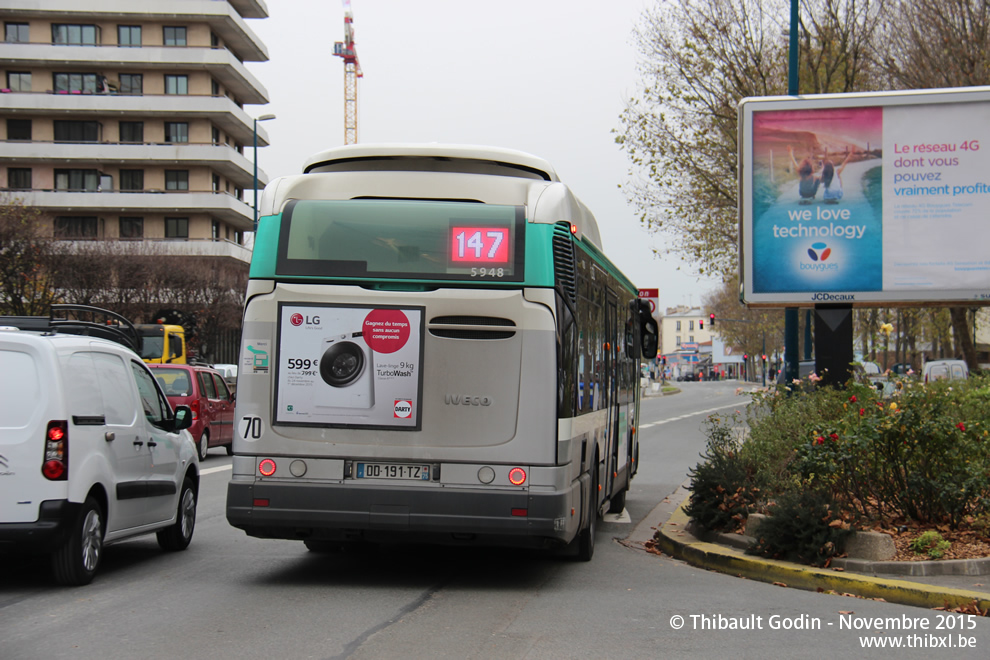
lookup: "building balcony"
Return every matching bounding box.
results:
[0,91,270,147]
[9,189,256,231]
[60,237,253,265]
[0,43,269,104]
[0,140,270,189]
[1,0,268,61]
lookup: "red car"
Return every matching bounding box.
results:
[149,364,235,460]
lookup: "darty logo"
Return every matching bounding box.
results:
[807,242,831,262]
[394,400,413,418]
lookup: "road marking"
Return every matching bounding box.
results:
[647,401,749,427]
[201,464,232,476]
[603,509,631,523]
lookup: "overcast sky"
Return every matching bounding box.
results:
[244,0,718,311]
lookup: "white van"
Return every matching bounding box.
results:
[923,359,969,383]
[0,306,198,585]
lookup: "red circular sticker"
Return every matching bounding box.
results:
[363,309,411,354]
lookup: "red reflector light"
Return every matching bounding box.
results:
[48,426,65,441]
[42,460,65,480]
[508,467,527,486]
[569,223,577,235]
[258,458,277,476]
[511,508,528,517]
[253,498,270,507]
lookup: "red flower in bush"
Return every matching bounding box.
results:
[849,395,857,403]
[815,436,825,446]
[859,408,865,416]
[829,433,839,442]
[957,422,966,432]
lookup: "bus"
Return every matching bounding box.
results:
[137,323,187,364]
[225,144,658,560]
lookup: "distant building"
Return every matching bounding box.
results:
[0,1,271,360]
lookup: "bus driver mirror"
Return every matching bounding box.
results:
[637,299,658,359]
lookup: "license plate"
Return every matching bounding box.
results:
[356,462,430,480]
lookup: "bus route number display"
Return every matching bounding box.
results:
[450,226,510,268]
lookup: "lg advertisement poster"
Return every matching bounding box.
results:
[740,87,990,306]
[274,303,424,430]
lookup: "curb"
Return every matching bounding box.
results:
[655,502,990,612]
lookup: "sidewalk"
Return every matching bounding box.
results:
[628,485,990,613]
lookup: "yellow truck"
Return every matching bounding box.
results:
[137,323,187,364]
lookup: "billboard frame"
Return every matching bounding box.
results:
[739,85,990,308]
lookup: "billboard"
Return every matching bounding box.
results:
[739,86,990,306]
[273,303,425,430]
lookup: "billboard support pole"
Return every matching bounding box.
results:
[784,0,801,384]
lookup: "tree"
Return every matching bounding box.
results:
[0,197,65,316]
[617,0,886,278]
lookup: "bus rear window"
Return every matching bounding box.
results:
[276,199,525,282]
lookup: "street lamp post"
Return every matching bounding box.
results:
[252,113,276,232]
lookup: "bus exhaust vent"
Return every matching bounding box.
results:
[552,222,578,306]
[429,316,516,340]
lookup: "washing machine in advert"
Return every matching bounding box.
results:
[318,332,374,409]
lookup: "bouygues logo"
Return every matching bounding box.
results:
[807,242,831,262]
[289,312,320,327]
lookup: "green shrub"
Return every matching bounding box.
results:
[746,487,852,567]
[910,531,951,559]
[684,413,756,532]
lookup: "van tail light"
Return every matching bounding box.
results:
[42,420,68,481]
[190,398,200,419]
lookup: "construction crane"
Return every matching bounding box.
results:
[333,0,363,145]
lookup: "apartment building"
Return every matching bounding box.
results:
[0,0,270,263]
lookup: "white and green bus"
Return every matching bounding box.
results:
[226,144,658,560]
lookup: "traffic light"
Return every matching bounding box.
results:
[743,353,748,360]
[762,354,768,363]
[699,319,704,330]
[709,313,715,327]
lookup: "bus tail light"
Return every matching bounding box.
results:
[511,508,528,517]
[42,420,69,481]
[508,467,527,486]
[258,458,277,476]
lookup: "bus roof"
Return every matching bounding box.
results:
[261,144,604,250]
[302,143,561,182]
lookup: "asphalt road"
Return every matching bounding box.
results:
[3,380,988,659]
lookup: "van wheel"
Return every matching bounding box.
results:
[52,497,104,586]
[157,478,196,551]
[197,431,209,461]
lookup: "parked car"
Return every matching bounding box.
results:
[923,359,969,383]
[0,305,198,586]
[149,363,236,461]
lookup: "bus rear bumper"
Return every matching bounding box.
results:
[226,479,579,549]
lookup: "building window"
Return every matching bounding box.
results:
[54,169,99,191]
[163,26,187,46]
[689,320,694,331]
[164,74,188,95]
[212,127,221,145]
[675,337,682,347]
[119,170,144,191]
[5,22,29,43]
[54,216,100,238]
[119,121,143,143]
[212,220,220,240]
[165,170,189,191]
[7,168,31,190]
[210,32,219,48]
[165,217,189,238]
[675,320,681,332]
[164,122,188,143]
[52,24,100,46]
[689,335,695,343]
[6,119,31,141]
[119,217,143,239]
[6,72,30,92]
[118,25,141,47]
[54,72,100,94]
[54,120,100,143]
[118,73,142,95]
